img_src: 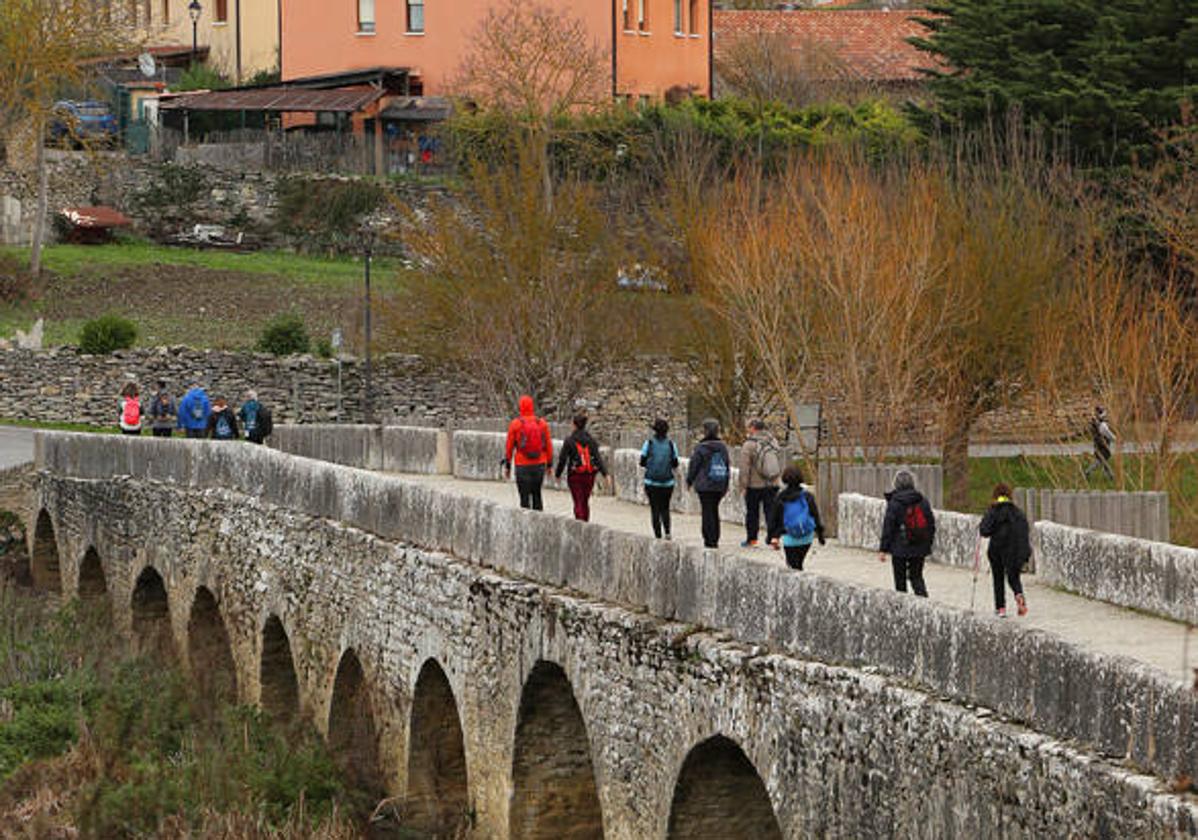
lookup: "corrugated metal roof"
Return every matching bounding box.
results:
[159,85,383,113]
[59,206,132,229]
[380,96,452,122]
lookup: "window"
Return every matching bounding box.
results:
[688,0,698,33]
[673,0,682,32]
[622,0,633,30]
[637,0,648,30]
[215,0,228,22]
[357,0,375,31]
[162,0,169,23]
[406,0,423,32]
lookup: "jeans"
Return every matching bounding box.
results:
[698,491,724,548]
[567,471,596,521]
[744,486,777,542]
[990,555,1024,610]
[891,555,928,597]
[121,428,141,436]
[185,428,205,439]
[783,543,812,570]
[151,427,173,438]
[515,464,546,511]
[646,485,673,538]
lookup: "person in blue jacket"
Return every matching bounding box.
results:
[177,381,212,439]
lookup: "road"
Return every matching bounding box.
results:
[398,471,1196,684]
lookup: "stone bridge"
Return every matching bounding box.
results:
[24,432,1198,838]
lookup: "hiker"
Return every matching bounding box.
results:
[686,418,732,548]
[177,381,212,439]
[640,418,680,540]
[148,380,176,438]
[118,382,142,436]
[555,413,610,522]
[503,395,554,511]
[207,396,240,441]
[767,465,825,570]
[979,482,1031,618]
[1084,405,1116,480]
[738,418,783,547]
[238,390,273,445]
[878,470,935,597]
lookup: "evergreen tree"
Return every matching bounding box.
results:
[909,0,1198,164]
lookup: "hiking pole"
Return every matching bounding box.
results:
[969,537,982,613]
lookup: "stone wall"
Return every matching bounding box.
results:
[34,433,1198,793]
[32,439,1198,837]
[838,492,1198,624]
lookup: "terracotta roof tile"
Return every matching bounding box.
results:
[713,9,939,82]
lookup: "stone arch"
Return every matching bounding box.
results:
[667,735,782,839]
[77,547,107,602]
[327,648,384,800]
[509,660,603,840]
[259,615,299,722]
[131,566,174,660]
[30,510,61,592]
[406,659,470,837]
[187,586,238,705]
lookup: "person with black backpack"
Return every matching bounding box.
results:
[503,395,554,511]
[878,469,935,597]
[979,482,1031,618]
[738,418,783,547]
[207,396,240,441]
[238,390,273,445]
[555,413,609,522]
[640,418,680,539]
[767,465,825,570]
[686,418,732,548]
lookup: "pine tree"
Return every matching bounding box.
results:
[910,0,1198,164]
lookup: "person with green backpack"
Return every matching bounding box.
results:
[640,418,680,539]
[767,465,825,570]
[686,418,732,548]
[738,418,783,547]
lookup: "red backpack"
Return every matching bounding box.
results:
[517,417,545,460]
[903,502,932,546]
[575,441,596,473]
[122,397,140,427]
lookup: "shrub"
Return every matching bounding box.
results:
[256,313,310,356]
[78,314,137,355]
[0,254,34,306]
[273,177,385,254]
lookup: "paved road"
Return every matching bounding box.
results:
[0,426,34,469]
[398,472,1196,684]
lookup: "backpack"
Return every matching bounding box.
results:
[754,437,783,483]
[902,502,932,547]
[122,397,140,427]
[243,403,259,434]
[644,438,675,483]
[705,447,730,488]
[1010,507,1032,563]
[517,417,546,460]
[215,413,232,439]
[258,405,273,438]
[783,493,816,539]
[190,397,205,421]
[575,440,596,474]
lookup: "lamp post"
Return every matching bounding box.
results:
[358,226,377,424]
[188,0,202,65]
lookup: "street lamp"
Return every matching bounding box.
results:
[188,0,202,66]
[356,225,378,424]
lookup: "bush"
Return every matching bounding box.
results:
[78,314,137,355]
[0,254,34,306]
[273,177,385,254]
[256,313,310,356]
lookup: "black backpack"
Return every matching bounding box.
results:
[258,405,273,438]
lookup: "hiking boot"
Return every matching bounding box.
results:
[1016,593,1028,616]
[996,607,1007,618]
[664,533,672,541]
[740,539,759,548]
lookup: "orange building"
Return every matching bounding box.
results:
[280,0,711,101]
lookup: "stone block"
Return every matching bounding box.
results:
[382,426,443,474]
[452,431,506,481]
[673,545,720,625]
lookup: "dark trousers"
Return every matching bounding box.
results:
[646,485,673,538]
[698,491,724,548]
[783,543,812,571]
[185,428,205,439]
[744,486,777,542]
[567,471,596,521]
[892,555,928,597]
[151,427,173,438]
[121,428,141,436]
[515,464,546,511]
[989,556,1024,610]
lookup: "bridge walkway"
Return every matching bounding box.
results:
[396,472,1195,684]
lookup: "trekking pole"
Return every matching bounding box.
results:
[969,537,982,613]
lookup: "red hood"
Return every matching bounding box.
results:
[518,395,535,417]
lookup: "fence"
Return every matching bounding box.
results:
[816,462,943,537]
[1013,488,1170,543]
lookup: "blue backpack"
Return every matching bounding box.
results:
[644,438,676,483]
[706,447,730,487]
[243,403,259,434]
[215,414,232,439]
[783,493,816,539]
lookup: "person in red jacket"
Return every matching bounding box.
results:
[503,395,554,510]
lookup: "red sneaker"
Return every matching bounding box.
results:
[1016,593,1028,617]
[996,607,1007,618]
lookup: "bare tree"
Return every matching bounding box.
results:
[715,31,855,108]
[0,0,135,276]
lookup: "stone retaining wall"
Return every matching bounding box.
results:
[35,432,1198,788]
